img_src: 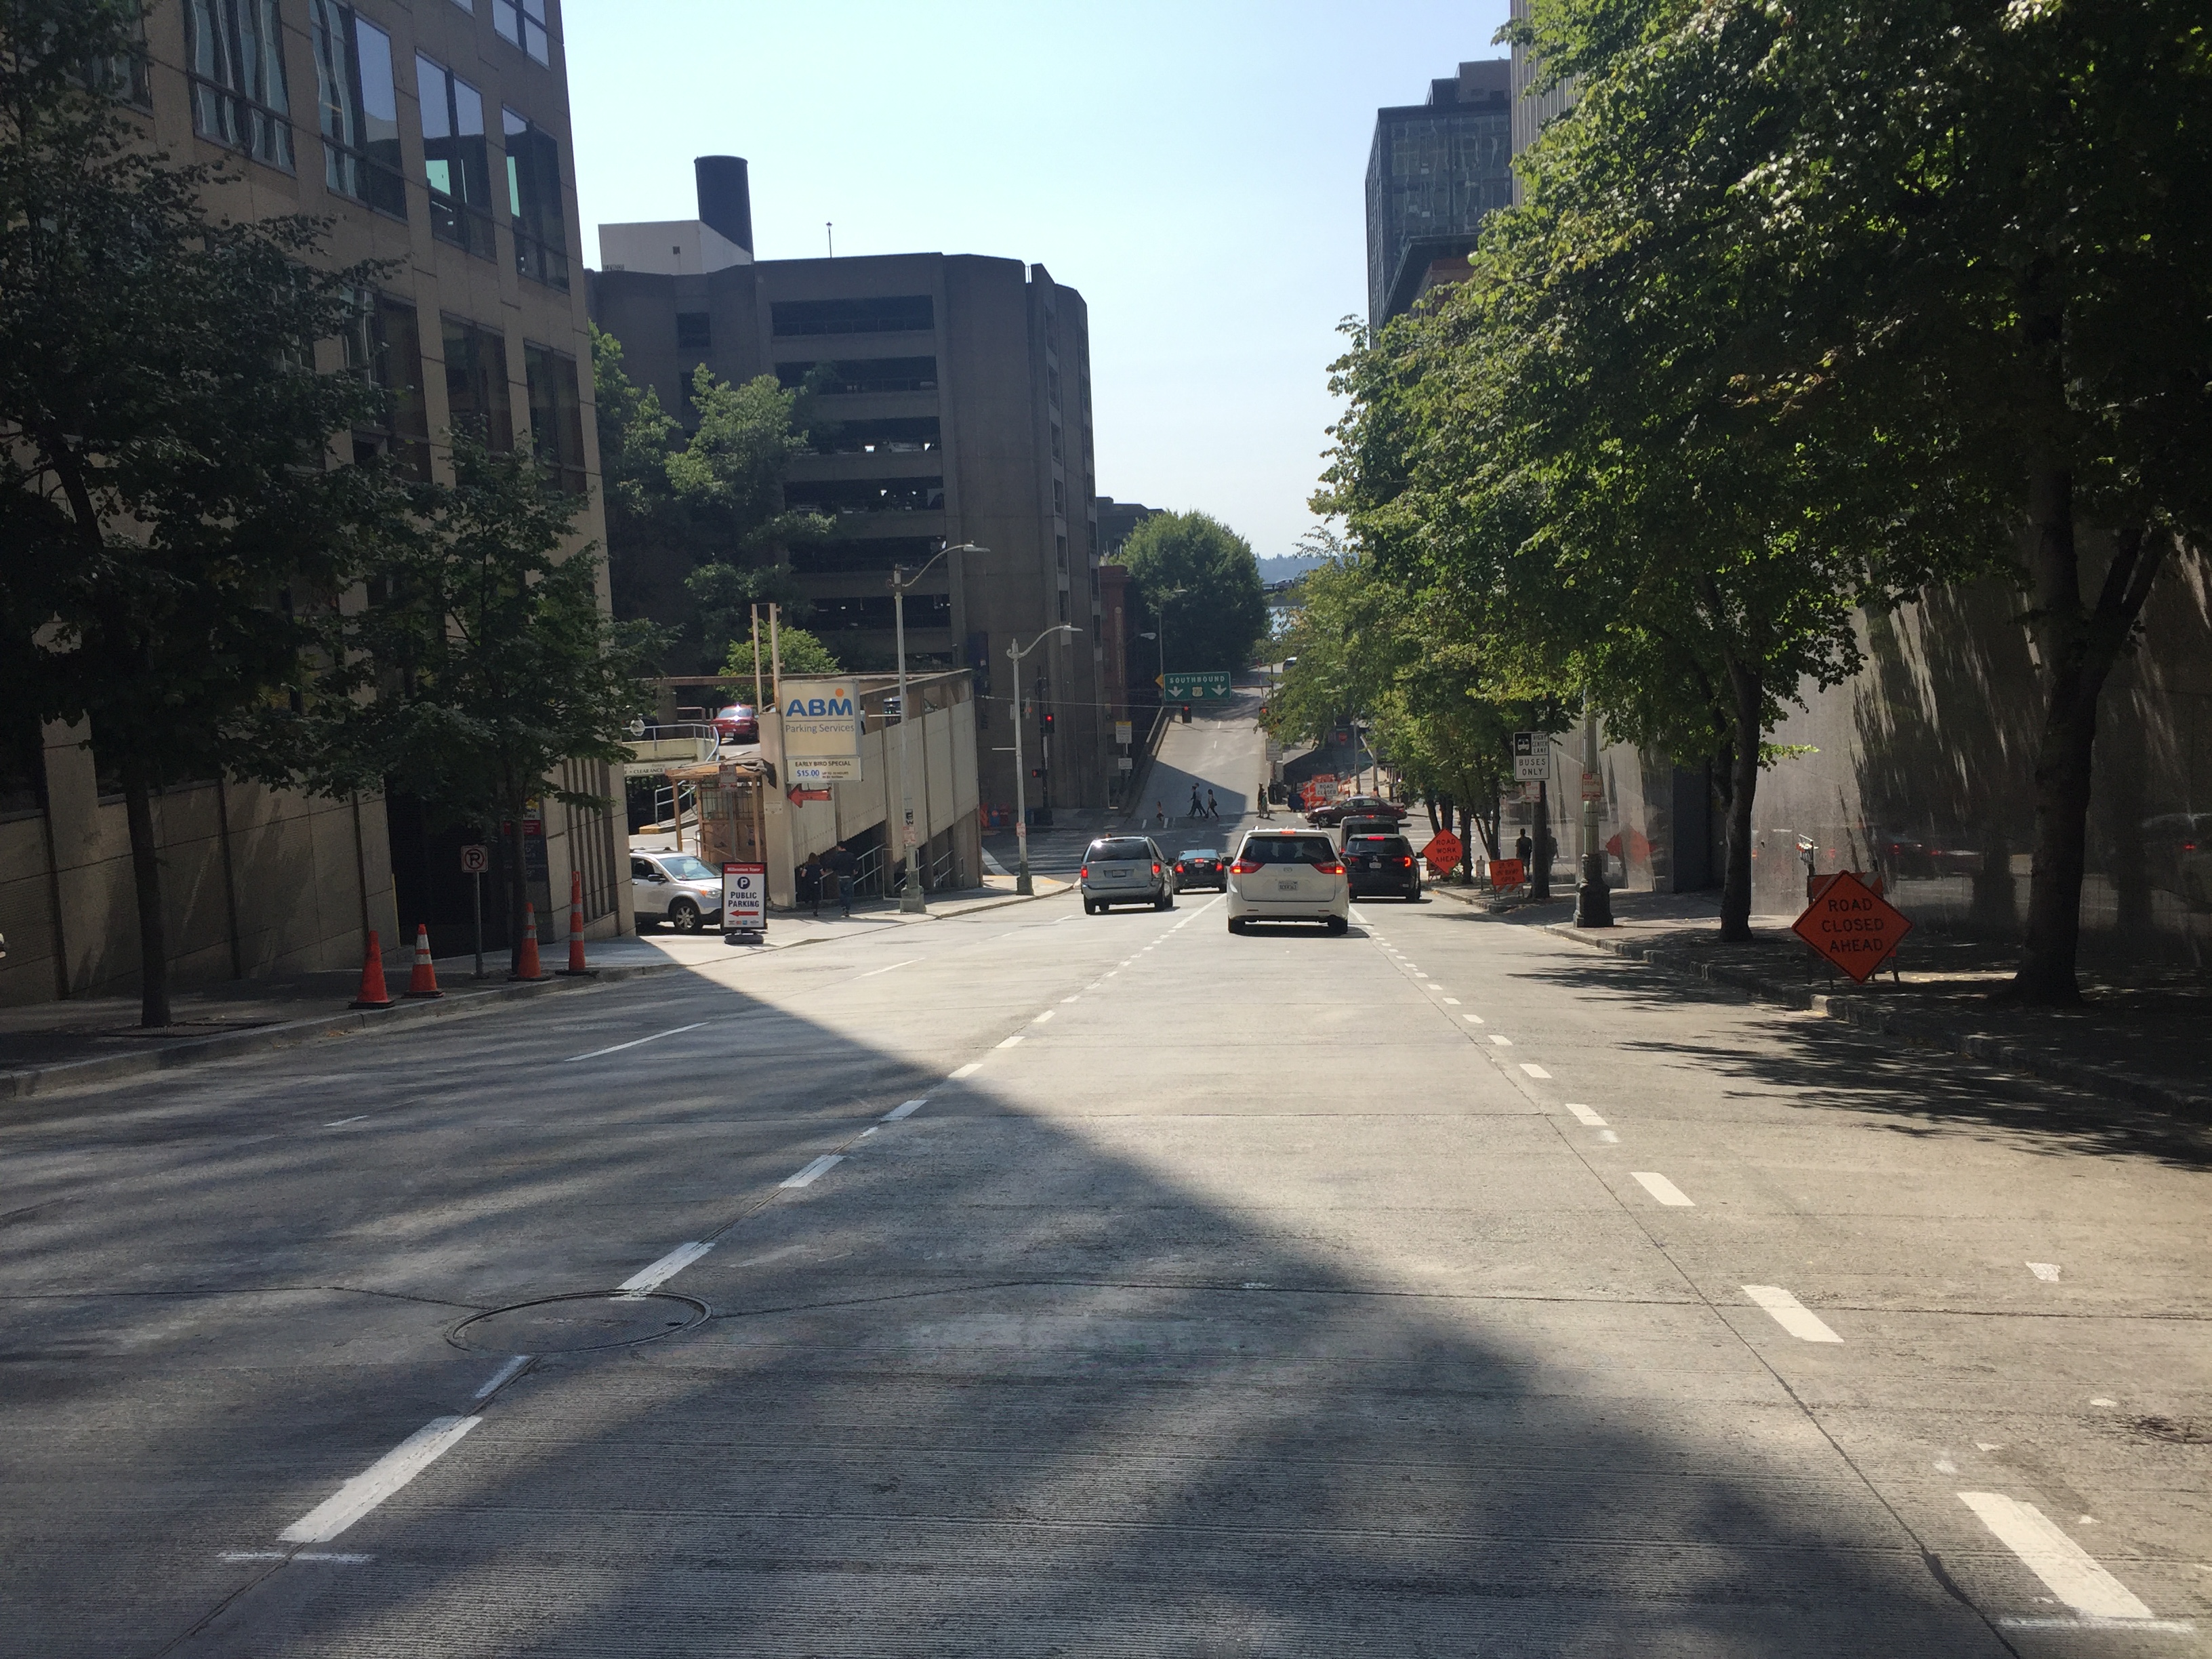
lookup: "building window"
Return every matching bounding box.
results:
[502,107,568,289]
[417,55,493,258]
[1057,590,1070,624]
[675,312,712,351]
[775,357,937,394]
[1047,364,1061,408]
[1056,534,1068,571]
[525,344,586,496]
[1052,479,1065,517]
[344,293,431,478]
[310,3,405,218]
[441,317,513,451]
[1050,423,1063,463]
[494,0,551,64]
[184,0,293,170]
[770,295,933,336]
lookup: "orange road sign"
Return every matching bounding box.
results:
[1490,857,1526,889]
[1421,831,1463,870]
[1792,869,1912,982]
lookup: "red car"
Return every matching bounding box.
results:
[712,704,759,743]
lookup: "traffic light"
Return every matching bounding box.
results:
[1181,703,1192,722]
[1041,711,1055,734]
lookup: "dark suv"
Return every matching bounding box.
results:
[1343,833,1421,900]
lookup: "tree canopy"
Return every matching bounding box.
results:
[1117,510,1269,677]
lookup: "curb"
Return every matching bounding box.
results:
[0,887,1077,1103]
[0,958,685,1103]
[1519,913,2212,1118]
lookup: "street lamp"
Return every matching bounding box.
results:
[1008,624,1078,895]
[1136,584,1188,705]
[1574,703,1614,927]
[891,541,985,913]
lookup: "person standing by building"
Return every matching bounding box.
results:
[823,842,857,916]
[798,853,824,917]
[1515,827,1532,867]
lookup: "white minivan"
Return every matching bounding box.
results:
[1226,830,1350,934]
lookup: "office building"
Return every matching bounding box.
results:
[1364,59,1513,328]
[1,0,623,1008]
[590,161,1112,815]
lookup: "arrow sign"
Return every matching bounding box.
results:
[786,785,832,804]
[1792,869,1912,983]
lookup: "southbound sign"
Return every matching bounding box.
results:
[779,678,863,784]
[1790,870,1912,983]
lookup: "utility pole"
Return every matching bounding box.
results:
[1008,625,1076,895]
[890,543,983,913]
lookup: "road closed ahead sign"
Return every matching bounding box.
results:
[1792,869,1911,982]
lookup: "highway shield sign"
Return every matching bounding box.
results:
[1792,869,1911,982]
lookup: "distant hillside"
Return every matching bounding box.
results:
[1255,554,1327,586]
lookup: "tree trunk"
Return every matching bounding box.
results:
[1459,801,1477,880]
[508,804,529,975]
[1532,779,1553,901]
[120,760,172,1027]
[2011,483,2167,1004]
[1720,658,1763,942]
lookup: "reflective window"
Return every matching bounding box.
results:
[310,3,405,218]
[417,56,493,258]
[494,0,551,64]
[524,342,586,496]
[441,317,513,451]
[343,292,432,478]
[502,107,569,290]
[184,0,293,169]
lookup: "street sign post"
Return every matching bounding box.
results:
[459,844,489,978]
[1791,869,1911,983]
[1512,732,1549,782]
[1113,720,1133,746]
[1580,771,1605,802]
[1162,670,1231,699]
[721,861,766,939]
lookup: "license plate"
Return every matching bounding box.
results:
[1276,879,1299,891]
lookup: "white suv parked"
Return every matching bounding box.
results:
[1226,830,1350,934]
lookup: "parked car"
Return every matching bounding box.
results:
[712,704,759,743]
[1081,836,1174,914]
[1344,832,1421,901]
[1307,794,1407,827]
[2142,812,2212,909]
[1335,815,1400,842]
[632,851,726,933]
[1172,848,1227,892]
[1226,830,1349,934]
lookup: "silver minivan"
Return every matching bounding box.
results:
[1081,836,1173,914]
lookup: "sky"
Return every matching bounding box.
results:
[563,1,1513,561]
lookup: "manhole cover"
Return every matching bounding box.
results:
[449,1292,708,1354]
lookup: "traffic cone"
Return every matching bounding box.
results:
[405,923,444,999]
[349,930,394,1009]
[512,901,548,982]
[558,868,594,977]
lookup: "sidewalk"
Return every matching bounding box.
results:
[1429,884,2212,1115]
[0,880,1072,1101]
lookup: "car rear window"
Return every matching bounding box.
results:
[1177,849,1218,860]
[1240,835,1336,865]
[1090,838,1152,861]
[1348,836,1410,855]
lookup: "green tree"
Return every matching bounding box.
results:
[590,326,827,669]
[1,0,401,1024]
[722,626,839,683]
[1120,510,1269,680]
[1493,0,2212,994]
[300,439,660,970]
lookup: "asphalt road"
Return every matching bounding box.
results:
[4,713,2207,1656]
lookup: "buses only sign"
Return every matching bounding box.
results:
[1791,870,1911,982]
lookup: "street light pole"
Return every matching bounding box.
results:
[1008,624,1077,895]
[891,541,985,914]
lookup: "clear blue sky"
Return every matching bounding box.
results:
[564,1,1512,560]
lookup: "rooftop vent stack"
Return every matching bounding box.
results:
[695,155,753,254]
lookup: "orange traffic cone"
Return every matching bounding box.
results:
[349,930,394,1009]
[511,901,548,981]
[405,923,444,999]
[558,868,594,976]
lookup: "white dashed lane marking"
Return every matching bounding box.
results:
[1742,1284,1842,1343]
[1959,1492,2157,1621]
[1489,1035,1513,1047]
[1565,1103,1606,1126]
[617,1241,713,1294]
[279,1416,480,1544]
[1631,1172,1695,1207]
[882,1099,928,1121]
[1520,1063,1551,1079]
[780,1155,842,1189]
[2028,1262,2062,1281]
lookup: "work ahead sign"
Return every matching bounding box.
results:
[780,678,862,783]
[1162,671,1231,699]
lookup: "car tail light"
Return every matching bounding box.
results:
[1151,863,1163,876]
[1230,859,1262,875]
[1079,866,1090,880]
[1399,857,1414,867]
[1311,860,1345,876]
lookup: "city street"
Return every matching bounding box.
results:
[5,718,2207,1656]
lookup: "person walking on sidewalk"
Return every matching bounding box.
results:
[823,842,857,916]
[1155,802,1167,830]
[1189,784,1204,821]
[798,853,824,918]
[1206,787,1220,819]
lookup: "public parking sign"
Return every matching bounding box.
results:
[721,861,766,934]
[1792,869,1911,982]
